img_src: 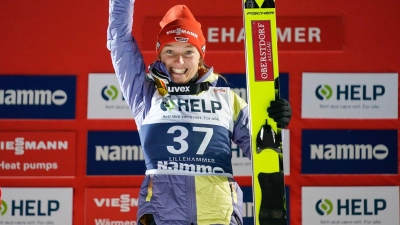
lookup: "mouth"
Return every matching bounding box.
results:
[171,68,187,75]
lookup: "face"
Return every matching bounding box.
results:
[159,42,201,84]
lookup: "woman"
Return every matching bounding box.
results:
[107,0,292,224]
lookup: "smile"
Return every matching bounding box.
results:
[171,68,187,74]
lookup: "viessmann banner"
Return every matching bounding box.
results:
[0,131,76,176]
[85,188,140,225]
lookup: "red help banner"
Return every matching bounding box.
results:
[0,131,76,176]
[141,16,343,52]
[85,188,140,225]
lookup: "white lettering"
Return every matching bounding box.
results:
[0,89,67,105]
[310,144,389,160]
[167,86,190,93]
[95,145,144,161]
[208,27,219,43]
[294,27,306,42]
[94,219,137,225]
[221,27,235,43]
[157,161,225,174]
[277,27,291,42]
[206,26,322,44]
[0,138,68,155]
[94,194,139,212]
[308,27,321,42]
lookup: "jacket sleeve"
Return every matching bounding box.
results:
[230,91,251,159]
[107,0,154,127]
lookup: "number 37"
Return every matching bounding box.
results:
[167,125,213,155]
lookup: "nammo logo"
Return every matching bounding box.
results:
[315,84,333,100]
[316,199,333,216]
[101,85,119,101]
[0,200,7,216]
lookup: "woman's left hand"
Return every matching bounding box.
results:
[267,98,292,128]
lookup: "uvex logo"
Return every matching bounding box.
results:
[168,86,190,93]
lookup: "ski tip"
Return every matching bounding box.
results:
[244,0,275,9]
[261,0,276,9]
[244,0,259,9]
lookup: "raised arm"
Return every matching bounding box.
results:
[107,0,154,126]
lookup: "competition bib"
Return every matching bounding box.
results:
[140,87,234,176]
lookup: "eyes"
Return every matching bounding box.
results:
[160,43,200,63]
[164,49,194,57]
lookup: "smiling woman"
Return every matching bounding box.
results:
[106,0,292,224]
[159,42,201,84]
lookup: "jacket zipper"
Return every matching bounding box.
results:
[187,176,196,225]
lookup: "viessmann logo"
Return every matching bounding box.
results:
[94,194,138,212]
[0,137,69,155]
[166,28,199,39]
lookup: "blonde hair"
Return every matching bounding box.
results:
[198,58,227,83]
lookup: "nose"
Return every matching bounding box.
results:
[175,55,184,64]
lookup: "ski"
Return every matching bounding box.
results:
[242,1,287,225]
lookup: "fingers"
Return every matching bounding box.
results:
[272,116,290,128]
[267,105,291,114]
[269,98,289,107]
[268,110,291,119]
[267,98,292,128]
